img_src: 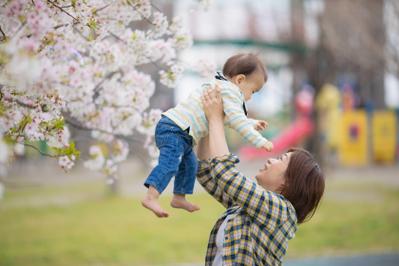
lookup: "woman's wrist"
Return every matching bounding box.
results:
[208,118,229,157]
[197,136,210,160]
[207,115,224,124]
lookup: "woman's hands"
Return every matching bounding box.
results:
[197,86,224,161]
[202,84,224,122]
[201,85,230,158]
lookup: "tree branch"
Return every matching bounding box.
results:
[96,3,112,13]
[1,92,38,109]
[13,22,26,40]
[47,0,78,22]
[63,114,144,144]
[54,23,70,30]
[72,25,90,41]
[127,2,156,26]
[0,25,6,41]
[150,2,162,13]
[108,31,127,44]
[92,70,122,101]
[24,143,58,158]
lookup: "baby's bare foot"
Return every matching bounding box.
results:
[141,196,169,218]
[170,196,200,213]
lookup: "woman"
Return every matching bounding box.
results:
[196,87,325,265]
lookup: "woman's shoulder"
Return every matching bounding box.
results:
[273,192,298,222]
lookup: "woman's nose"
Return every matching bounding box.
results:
[268,158,278,164]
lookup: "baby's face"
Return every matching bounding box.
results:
[235,71,265,101]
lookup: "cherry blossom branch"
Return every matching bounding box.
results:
[93,70,122,97]
[72,25,90,41]
[0,25,7,41]
[15,99,37,109]
[63,114,143,143]
[91,70,123,109]
[0,91,38,109]
[24,143,59,158]
[127,2,156,26]
[11,22,27,40]
[44,1,92,41]
[150,3,162,13]
[107,31,164,70]
[108,31,127,44]
[47,0,78,22]
[96,3,112,13]
[54,23,70,30]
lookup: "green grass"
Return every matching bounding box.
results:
[0,191,224,266]
[0,178,398,266]
[289,185,399,257]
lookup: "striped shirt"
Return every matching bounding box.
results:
[197,154,298,266]
[163,79,268,148]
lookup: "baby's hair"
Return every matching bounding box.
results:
[222,53,267,82]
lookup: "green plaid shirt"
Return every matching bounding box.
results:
[197,154,297,266]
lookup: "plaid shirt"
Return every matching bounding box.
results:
[197,154,297,266]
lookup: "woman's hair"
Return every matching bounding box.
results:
[281,148,325,224]
[222,53,267,82]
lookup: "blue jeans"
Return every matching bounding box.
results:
[144,116,198,195]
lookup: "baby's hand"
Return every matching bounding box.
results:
[255,120,269,131]
[262,141,274,152]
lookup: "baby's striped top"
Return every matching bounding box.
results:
[163,79,268,148]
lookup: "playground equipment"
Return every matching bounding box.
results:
[372,111,397,164]
[339,111,368,166]
[239,88,314,160]
[239,82,398,165]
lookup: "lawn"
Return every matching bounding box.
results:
[0,176,398,266]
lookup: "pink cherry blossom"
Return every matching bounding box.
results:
[0,0,200,185]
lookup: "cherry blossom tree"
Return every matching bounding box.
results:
[0,0,196,187]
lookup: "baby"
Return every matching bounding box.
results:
[142,53,273,217]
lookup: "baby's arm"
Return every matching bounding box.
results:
[221,87,273,150]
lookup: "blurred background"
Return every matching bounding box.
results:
[1,0,399,265]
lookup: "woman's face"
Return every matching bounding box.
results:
[255,152,292,193]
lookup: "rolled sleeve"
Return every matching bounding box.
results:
[210,154,240,165]
[196,158,235,209]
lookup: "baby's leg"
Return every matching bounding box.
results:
[171,194,200,212]
[170,148,200,212]
[142,129,185,218]
[142,186,169,218]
